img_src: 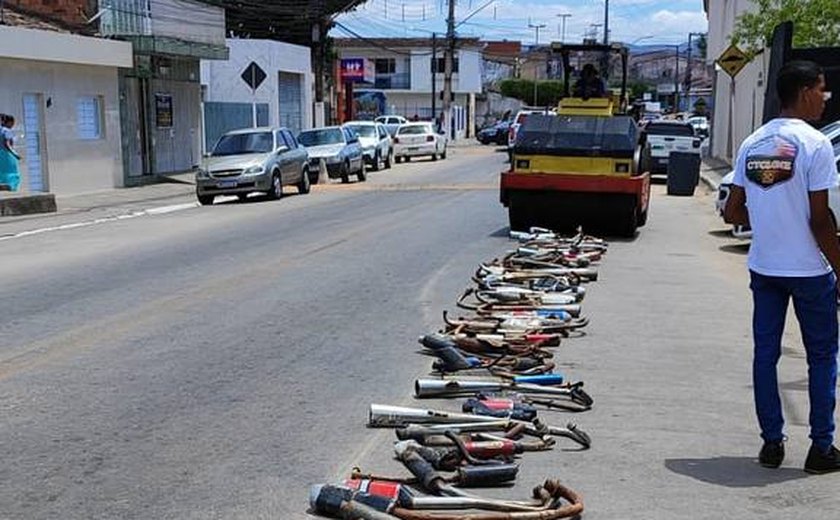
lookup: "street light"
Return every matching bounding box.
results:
[556,13,571,43]
[528,22,547,105]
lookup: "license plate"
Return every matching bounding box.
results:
[652,145,664,150]
[217,180,237,188]
[408,147,419,151]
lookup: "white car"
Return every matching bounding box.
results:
[507,108,554,159]
[345,121,394,171]
[375,115,408,138]
[393,123,447,162]
[716,146,840,238]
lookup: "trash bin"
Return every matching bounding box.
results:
[666,151,701,196]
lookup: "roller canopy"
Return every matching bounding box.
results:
[515,115,638,158]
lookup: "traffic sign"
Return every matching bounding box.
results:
[241,61,267,91]
[716,44,750,79]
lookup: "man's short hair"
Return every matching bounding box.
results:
[777,60,823,108]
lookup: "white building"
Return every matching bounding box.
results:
[201,39,314,151]
[334,38,484,139]
[705,0,767,163]
[0,24,133,195]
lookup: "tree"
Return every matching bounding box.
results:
[732,0,840,54]
[499,79,565,107]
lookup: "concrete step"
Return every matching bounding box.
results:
[0,192,57,216]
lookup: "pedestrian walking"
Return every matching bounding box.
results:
[0,114,22,192]
[725,60,840,474]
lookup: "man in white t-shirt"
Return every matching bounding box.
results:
[725,61,840,474]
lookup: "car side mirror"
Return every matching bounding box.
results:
[276,145,289,154]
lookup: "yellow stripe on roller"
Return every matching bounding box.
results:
[514,155,633,177]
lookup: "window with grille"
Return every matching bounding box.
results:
[77,96,103,140]
[375,58,396,74]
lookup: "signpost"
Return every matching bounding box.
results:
[716,44,750,159]
[339,58,373,122]
[241,61,267,128]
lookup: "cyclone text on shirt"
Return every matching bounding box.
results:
[746,155,795,187]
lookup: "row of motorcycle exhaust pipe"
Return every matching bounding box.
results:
[310,227,607,519]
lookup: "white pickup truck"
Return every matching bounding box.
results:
[639,121,702,174]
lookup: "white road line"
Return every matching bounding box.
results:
[0,202,199,242]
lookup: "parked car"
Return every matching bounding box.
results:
[375,115,408,138]
[716,144,840,238]
[298,126,366,184]
[393,122,447,162]
[820,119,840,147]
[687,115,710,139]
[639,120,702,174]
[477,120,511,145]
[344,121,394,171]
[195,127,310,205]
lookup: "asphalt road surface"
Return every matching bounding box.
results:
[2,146,839,519]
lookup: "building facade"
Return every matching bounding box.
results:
[334,38,483,139]
[0,24,133,195]
[705,0,766,162]
[201,39,314,151]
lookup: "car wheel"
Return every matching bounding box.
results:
[341,161,350,183]
[385,150,393,169]
[298,166,311,194]
[371,152,381,172]
[197,194,215,206]
[441,147,447,160]
[237,194,249,202]
[431,151,438,161]
[405,156,411,163]
[267,170,282,200]
[395,156,402,164]
[357,160,367,182]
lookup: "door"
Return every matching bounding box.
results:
[22,94,47,192]
[278,72,303,135]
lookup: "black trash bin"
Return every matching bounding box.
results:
[666,151,701,196]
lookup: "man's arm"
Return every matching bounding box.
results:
[723,185,749,226]
[809,190,840,274]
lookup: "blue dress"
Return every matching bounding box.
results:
[0,127,21,191]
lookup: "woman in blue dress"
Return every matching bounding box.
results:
[0,114,22,192]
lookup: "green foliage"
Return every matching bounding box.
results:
[626,80,652,101]
[499,79,565,107]
[732,0,840,54]
[696,34,708,60]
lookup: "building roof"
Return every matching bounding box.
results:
[0,4,71,33]
[483,40,522,58]
[334,37,482,49]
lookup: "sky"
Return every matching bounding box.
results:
[332,0,708,46]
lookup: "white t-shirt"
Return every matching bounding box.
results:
[732,118,837,277]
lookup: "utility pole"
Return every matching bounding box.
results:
[442,0,456,140]
[431,32,437,124]
[557,13,571,43]
[685,32,705,112]
[528,22,546,106]
[674,45,680,113]
[603,0,609,44]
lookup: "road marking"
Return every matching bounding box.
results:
[315,183,496,192]
[0,202,199,242]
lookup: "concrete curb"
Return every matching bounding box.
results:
[699,171,720,192]
[0,193,57,216]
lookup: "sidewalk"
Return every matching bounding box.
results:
[0,174,197,237]
[699,156,732,191]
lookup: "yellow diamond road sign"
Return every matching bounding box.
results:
[717,44,750,78]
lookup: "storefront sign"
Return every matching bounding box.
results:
[155,94,173,128]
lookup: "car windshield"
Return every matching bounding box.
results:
[212,132,273,156]
[298,128,344,146]
[645,123,694,136]
[346,125,377,138]
[398,125,431,135]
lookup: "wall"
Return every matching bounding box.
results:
[706,0,761,163]
[201,38,313,134]
[9,0,92,29]
[0,57,124,194]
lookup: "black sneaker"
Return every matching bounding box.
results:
[759,441,785,468]
[804,445,840,474]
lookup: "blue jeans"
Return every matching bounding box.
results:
[750,271,838,451]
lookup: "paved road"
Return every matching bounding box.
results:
[2,146,839,519]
